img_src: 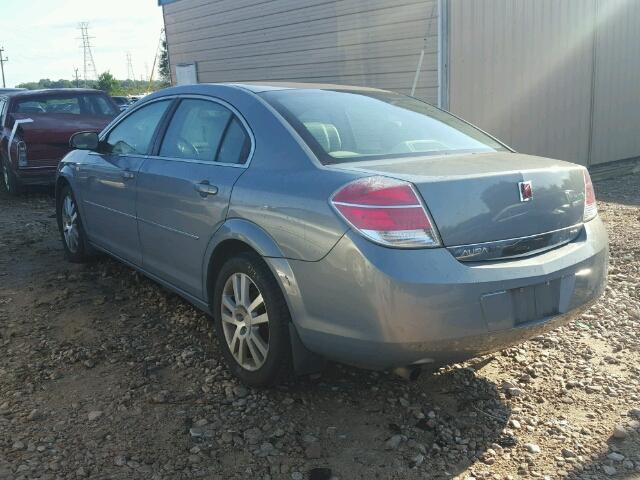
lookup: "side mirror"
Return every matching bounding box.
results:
[70,131,99,150]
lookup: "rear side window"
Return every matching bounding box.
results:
[159,98,250,164]
[13,94,118,116]
[217,118,250,164]
[106,100,171,155]
[83,95,118,116]
[16,97,80,114]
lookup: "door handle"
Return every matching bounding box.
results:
[194,180,219,197]
[122,170,135,180]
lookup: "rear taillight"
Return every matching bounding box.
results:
[330,176,441,248]
[17,141,28,167]
[583,169,597,221]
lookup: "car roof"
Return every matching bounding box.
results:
[225,81,388,94]
[131,82,394,106]
[0,88,26,93]
[7,88,107,98]
[149,82,388,97]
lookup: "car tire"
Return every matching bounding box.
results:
[213,252,293,387]
[2,159,23,195]
[56,184,91,263]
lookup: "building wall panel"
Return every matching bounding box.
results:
[163,0,440,102]
[448,0,596,164]
[589,0,640,165]
[448,0,640,165]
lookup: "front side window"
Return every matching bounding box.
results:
[159,99,249,164]
[106,100,171,155]
[260,89,507,164]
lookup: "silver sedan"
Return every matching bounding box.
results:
[56,83,608,386]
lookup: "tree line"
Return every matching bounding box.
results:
[16,75,168,95]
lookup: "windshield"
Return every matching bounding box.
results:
[260,89,507,164]
[13,94,118,116]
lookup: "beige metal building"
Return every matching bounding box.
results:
[160,0,640,166]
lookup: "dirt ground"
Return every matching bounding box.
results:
[0,174,638,480]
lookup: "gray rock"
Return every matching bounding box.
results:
[87,411,103,421]
[612,425,628,439]
[524,443,541,454]
[305,443,322,459]
[508,387,524,397]
[152,391,169,403]
[27,409,42,421]
[603,465,617,476]
[385,435,402,450]
[411,453,425,467]
[244,427,263,445]
[233,385,248,398]
[259,442,275,456]
[190,427,215,439]
[607,452,625,462]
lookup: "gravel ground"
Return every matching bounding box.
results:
[0,174,638,480]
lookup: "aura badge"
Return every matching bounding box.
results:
[519,181,533,202]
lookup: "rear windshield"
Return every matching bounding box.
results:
[13,94,118,116]
[260,89,507,164]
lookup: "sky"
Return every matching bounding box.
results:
[0,0,164,87]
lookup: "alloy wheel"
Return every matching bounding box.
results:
[221,272,270,371]
[61,194,80,253]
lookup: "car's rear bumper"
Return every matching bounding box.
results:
[15,167,57,186]
[282,217,608,370]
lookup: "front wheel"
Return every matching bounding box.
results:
[213,252,293,386]
[56,185,91,263]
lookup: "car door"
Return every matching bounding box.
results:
[136,96,253,299]
[80,98,173,265]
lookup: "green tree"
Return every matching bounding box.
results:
[159,36,171,86]
[96,72,119,94]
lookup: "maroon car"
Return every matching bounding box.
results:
[0,89,118,194]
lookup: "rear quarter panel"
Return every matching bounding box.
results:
[224,88,360,261]
[16,113,112,168]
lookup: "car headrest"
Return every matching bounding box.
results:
[303,122,342,152]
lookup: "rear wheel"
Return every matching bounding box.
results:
[56,184,91,263]
[2,159,23,195]
[213,252,292,386]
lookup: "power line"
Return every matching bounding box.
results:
[0,47,8,88]
[78,22,98,86]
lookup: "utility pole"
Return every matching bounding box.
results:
[0,47,8,88]
[74,68,80,87]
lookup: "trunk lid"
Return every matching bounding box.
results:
[12,113,112,168]
[331,152,586,247]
